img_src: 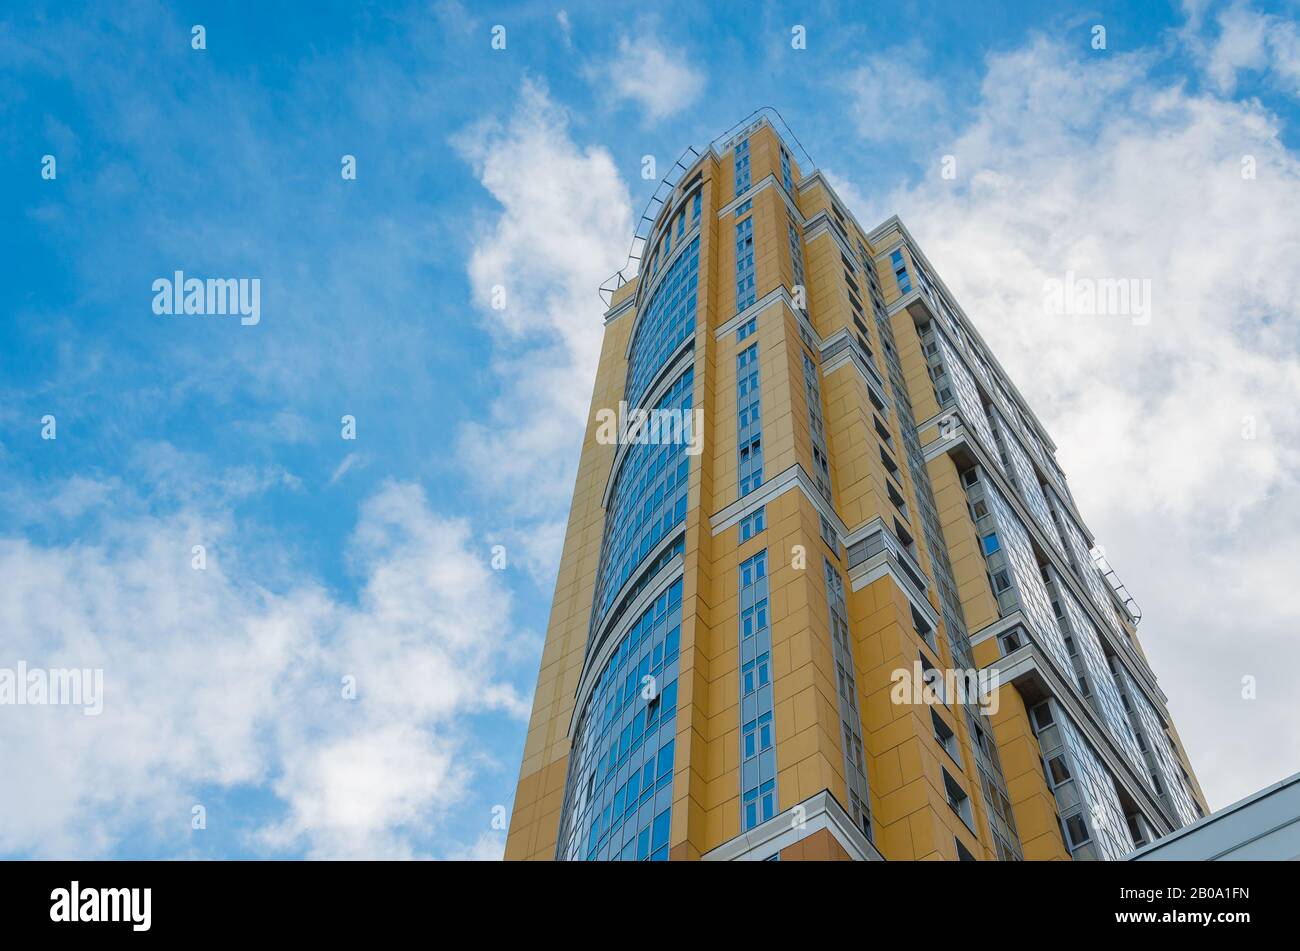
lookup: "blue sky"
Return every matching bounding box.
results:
[2,0,1300,858]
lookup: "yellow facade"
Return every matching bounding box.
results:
[506,113,1207,862]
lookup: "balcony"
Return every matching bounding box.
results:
[820,331,890,414]
[845,517,933,624]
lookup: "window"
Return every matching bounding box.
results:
[911,604,935,649]
[735,216,756,311]
[650,808,671,860]
[1127,814,1149,847]
[1030,702,1054,731]
[880,446,900,476]
[788,216,806,307]
[624,236,700,408]
[736,317,757,340]
[1064,813,1091,849]
[739,506,766,542]
[741,652,770,696]
[919,652,944,703]
[1047,755,1072,787]
[955,837,977,861]
[842,721,865,772]
[873,415,893,448]
[819,514,840,555]
[890,248,912,294]
[971,499,988,519]
[591,368,695,623]
[895,519,916,560]
[734,199,752,217]
[824,559,872,834]
[555,577,684,861]
[802,352,833,504]
[733,137,751,195]
[932,709,959,760]
[691,190,701,224]
[742,711,774,757]
[981,532,1001,555]
[743,779,776,828]
[739,549,777,831]
[836,661,857,709]
[943,768,974,827]
[739,438,763,493]
[737,344,764,495]
[886,480,909,518]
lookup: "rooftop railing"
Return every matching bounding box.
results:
[599,107,817,307]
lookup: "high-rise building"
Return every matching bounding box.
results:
[505,111,1208,862]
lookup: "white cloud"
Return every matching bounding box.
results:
[1204,2,1269,92]
[846,45,947,143]
[587,31,704,121]
[454,80,632,556]
[821,168,877,223]
[836,31,1300,808]
[0,480,530,858]
[327,452,363,486]
[1200,1,1300,96]
[444,829,507,860]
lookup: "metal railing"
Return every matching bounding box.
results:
[599,107,818,308]
[598,144,702,307]
[1093,548,1143,626]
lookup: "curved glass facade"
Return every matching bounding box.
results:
[591,368,694,624]
[557,578,683,861]
[625,236,700,409]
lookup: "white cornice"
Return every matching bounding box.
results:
[701,789,885,861]
[603,294,635,324]
[709,463,846,540]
